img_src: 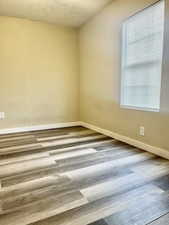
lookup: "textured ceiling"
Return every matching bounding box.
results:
[0,0,112,27]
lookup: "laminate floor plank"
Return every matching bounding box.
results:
[0,132,32,139]
[0,175,70,199]
[1,150,154,188]
[0,126,168,225]
[41,134,107,147]
[0,139,114,167]
[30,184,167,225]
[0,143,43,155]
[0,151,50,166]
[153,174,169,191]
[0,191,88,225]
[0,135,35,143]
[36,130,96,141]
[0,138,38,148]
[148,213,169,225]
[61,153,155,182]
[0,157,57,178]
[1,164,59,187]
[0,134,110,156]
[34,128,85,139]
[41,136,111,152]
[49,139,115,155]
[1,176,75,212]
[80,168,169,203]
[0,149,145,188]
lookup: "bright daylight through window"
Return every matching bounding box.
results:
[121,0,165,111]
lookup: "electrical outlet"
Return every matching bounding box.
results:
[0,112,5,120]
[139,126,145,136]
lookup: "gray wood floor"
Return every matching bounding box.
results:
[0,126,168,225]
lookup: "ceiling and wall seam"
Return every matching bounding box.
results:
[0,0,113,28]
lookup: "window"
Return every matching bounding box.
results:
[121,0,164,111]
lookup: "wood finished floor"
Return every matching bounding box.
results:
[0,126,169,225]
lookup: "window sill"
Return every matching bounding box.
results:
[120,105,160,112]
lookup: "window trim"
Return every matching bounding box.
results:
[120,0,165,112]
[121,0,164,23]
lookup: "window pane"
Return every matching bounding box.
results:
[121,0,164,111]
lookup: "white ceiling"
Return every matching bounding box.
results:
[0,0,112,27]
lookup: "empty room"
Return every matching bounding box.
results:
[0,0,169,224]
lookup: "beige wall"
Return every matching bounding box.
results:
[0,16,79,129]
[1,1,169,151]
[79,0,169,151]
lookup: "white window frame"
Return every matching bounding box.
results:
[120,0,165,112]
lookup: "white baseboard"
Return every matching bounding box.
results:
[80,121,169,160]
[0,122,81,135]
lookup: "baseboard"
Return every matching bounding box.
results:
[0,122,81,135]
[80,121,169,160]
[1,120,168,161]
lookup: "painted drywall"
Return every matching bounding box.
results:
[0,16,79,129]
[79,0,169,151]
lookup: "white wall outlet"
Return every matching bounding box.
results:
[139,126,145,136]
[0,112,5,120]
